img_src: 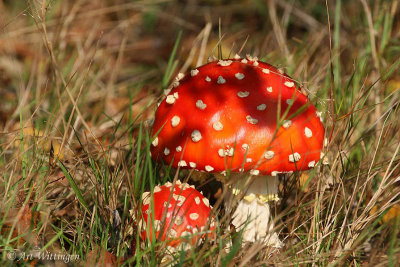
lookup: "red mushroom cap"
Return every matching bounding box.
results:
[151,56,325,175]
[139,181,215,248]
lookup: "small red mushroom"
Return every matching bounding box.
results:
[136,180,215,251]
[150,55,325,247]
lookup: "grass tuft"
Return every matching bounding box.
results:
[0,0,400,265]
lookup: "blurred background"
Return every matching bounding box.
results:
[0,0,399,130]
[1,0,400,265]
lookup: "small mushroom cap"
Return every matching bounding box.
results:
[151,57,325,175]
[139,181,214,247]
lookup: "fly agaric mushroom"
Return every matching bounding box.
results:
[136,180,215,251]
[150,55,325,247]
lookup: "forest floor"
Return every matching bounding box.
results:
[0,0,400,266]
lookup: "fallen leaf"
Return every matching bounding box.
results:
[386,79,400,94]
[370,204,400,225]
[1,205,40,247]
[86,247,120,267]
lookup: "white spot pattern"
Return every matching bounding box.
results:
[264,150,274,159]
[226,147,234,156]
[305,127,312,138]
[189,162,196,168]
[246,55,258,61]
[202,197,210,207]
[283,120,292,129]
[285,81,294,87]
[173,194,186,206]
[168,229,177,238]
[175,216,184,225]
[257,104,266,110]
[213,121,223,131]
[171,115,180,127]
[152,137,158,146]
[154,220,161,231]
[235,73,245,80]
[219,147,234,157]
[178,160,187,167]
[189,213,199,220]
[250,169,260,175]
[289,153,301,162]
[191,130,202,142]
[166,95,176,104]
[217,76,226,84]
[154,186,161,192]
[191,69,199,76]
[237,91,250,98]
[246,115,258,124]
[217,60,233,66]
[196,100,207,110]
[205,165,214,172]
[316,111,323,122]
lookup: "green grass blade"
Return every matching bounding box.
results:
[58,159,91,213]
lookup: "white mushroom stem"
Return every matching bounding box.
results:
[226,174,283,248]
